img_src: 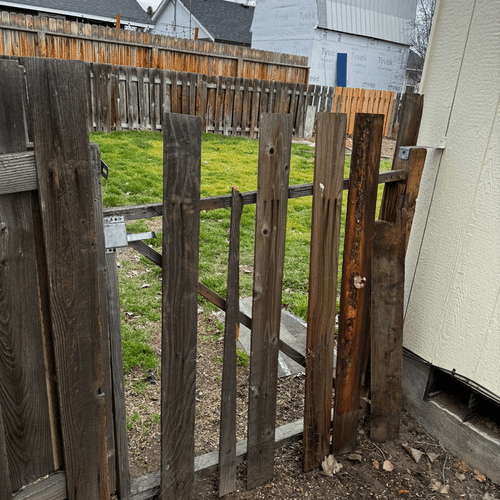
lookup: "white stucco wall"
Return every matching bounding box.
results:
[151,1,211,40]
[404,0,500,397]
[251,0,409,90]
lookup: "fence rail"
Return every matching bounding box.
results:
[88,63,396,138]
[0,11,308,84]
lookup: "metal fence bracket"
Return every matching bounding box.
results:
[399,139,447,160]
[103,216,156,253]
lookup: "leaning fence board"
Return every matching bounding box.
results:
[161,113,201,500]
[0,58,55,491]
[379,93,424,222]
[11,471,67,500]
[25,58,110,500]
[219,188,244,497]
[370,210,406,443]
[332,113,384,455]
[247,114,292,489]
[304,113,346,470]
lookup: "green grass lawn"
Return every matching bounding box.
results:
[90,130,391,372]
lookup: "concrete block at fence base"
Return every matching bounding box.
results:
[303,106,317,138]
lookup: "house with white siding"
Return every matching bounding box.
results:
[151,0,254,46]
[251,0,417,91]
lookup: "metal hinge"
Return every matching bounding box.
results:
[104,216,156,253]
[399,138,447,160]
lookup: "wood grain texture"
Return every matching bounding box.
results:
[12,471,66,500]
[0,58,54,492]
[370,210,406,442]
[25,58,109,500]
[90,143,116,494]
[332,113,383,455]
[379,93,424,222]
[303,113,346,470]
[0,151,37,195]
[106,251,131,500]
[0,399,11,499]
[161,113,201,500]
[219,188,244,497]
[247,114,292,490]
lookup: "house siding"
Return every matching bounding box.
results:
[404,0,500,398]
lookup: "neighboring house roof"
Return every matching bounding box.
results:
[153,0,254,45]
[407,48,424,70]
[316,0,417,45]
[0,0,153,28]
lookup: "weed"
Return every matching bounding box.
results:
[237,348,250,367]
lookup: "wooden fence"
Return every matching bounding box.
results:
[1,53,425,500]
[88,63,396,138]
[0,11,308,84]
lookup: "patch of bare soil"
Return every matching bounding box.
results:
[124,306,500,499]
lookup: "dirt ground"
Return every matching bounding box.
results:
[123,300,500,500]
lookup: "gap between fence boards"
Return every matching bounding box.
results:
[103,170,406,221]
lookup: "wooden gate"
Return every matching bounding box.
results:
[1,55,425,500]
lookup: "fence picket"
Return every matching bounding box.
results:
[332,113,384,455]
[0,59,55,491]
[161,114,201,500]
[247,114,292,489]
[218,188,244,497]
[304,113,347,470]
[25,58,110,500]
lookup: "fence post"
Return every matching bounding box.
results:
[332,113,383,455]
[161,113,201,500]
[25,58,110,500]
[303,112,347,470]
[379,93,424,222]
[247,113,292,489]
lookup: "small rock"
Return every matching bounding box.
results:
[456,473,466,481]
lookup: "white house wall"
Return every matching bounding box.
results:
[309,30,408,89]
[251,0,317,60]
[404,0,500,397]
[152,1,211,40]
[251,0,408,90]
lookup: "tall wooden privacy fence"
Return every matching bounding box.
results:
[88,63,396,137]
[1,51,425,500]
[0,11,308,84]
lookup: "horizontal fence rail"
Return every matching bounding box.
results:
[87,63,395,138]
[0,11,308,84]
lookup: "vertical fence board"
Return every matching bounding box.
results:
[0,400,11,499]
[89,144,116,493]
[370,211,405,443]
[25,58,109,500]
[106,251,131,500]
[247,114,292,489]
[303,113,347,470]
[332,113,383,455]
[219,188,244,497]
[161,114,201,500]
[379,94,424,222]
[0,59,55,491]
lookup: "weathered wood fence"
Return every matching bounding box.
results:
[88,63,396,137]
[0,11,308,84]
[1,53,424,500]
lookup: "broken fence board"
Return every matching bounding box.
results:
[304,112,346,470]
[332,113,383,455]
[247,113,292,489]
[161,113,201,500]
[370,210,406,442]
